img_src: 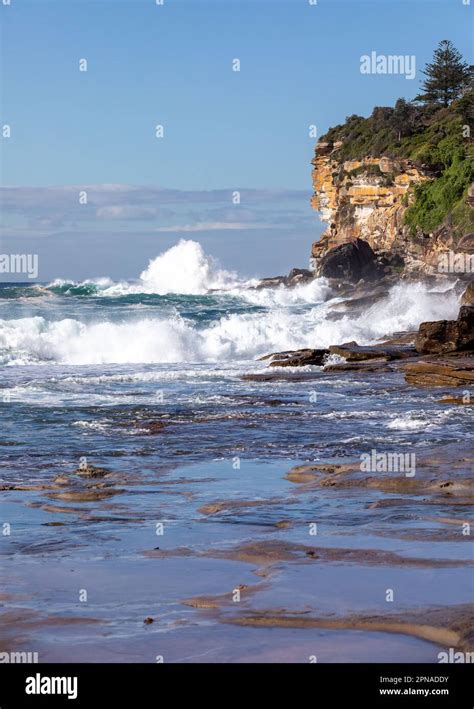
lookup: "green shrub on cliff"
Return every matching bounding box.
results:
[320,102,468,164]
[405,154,474,234]
[402,108,473,234]
[320,103,425,162]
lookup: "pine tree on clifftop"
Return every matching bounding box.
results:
[416,40,470,107]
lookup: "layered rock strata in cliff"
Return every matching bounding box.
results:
[310,140,473,275]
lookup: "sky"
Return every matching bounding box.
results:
[0,0,472,280]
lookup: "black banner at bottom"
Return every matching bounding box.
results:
[0,663,472,707]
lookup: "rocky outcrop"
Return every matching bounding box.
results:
[257,268,314,289]
[310,140,474,276]
[257,303,473,388]
[404,359,474,387]
[415,306,474,354]
[260,341,418,372]
[287,268,314,285]
[329,342,416,361]
[317,238,383,282]
[259,349,328,367]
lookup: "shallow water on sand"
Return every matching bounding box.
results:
[1,450,473,661]
[0,270,472,662]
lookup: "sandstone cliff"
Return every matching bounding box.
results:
[310,139,474,275]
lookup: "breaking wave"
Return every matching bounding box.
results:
[0,277,460,366]
[48,240,249,297]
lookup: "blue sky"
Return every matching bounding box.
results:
[1,0,472,279]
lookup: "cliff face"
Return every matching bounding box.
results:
[310,140,473,274]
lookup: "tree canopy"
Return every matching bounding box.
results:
[416,40,471,107]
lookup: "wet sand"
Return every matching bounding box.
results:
[1,443,473,662]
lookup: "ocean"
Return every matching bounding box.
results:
[0,239,472,662]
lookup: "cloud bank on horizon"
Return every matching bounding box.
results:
[0,184,318,280]
[1,182,315,238]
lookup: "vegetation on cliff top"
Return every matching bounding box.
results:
[319,41,473,236]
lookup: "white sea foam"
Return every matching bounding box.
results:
[138,239,244,294]
[3,241,462,366]
[72,420,110,431]
[237,277,331,307]
[386,408,468,431]
[387,417,430,431]
[0,278,460,366]
[45,240,249,296]
[49,277,114,290]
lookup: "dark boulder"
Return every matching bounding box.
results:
[256,268,314,290]
[415,306,474,354]
[286,268,314,286]
[317,238,382,283]
[379,251,405,268]
[259,348,329,367]
[256,276,287,289]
